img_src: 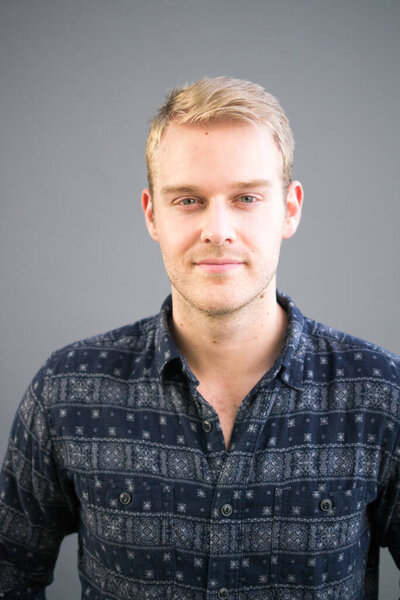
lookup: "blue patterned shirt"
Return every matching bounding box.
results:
[1,291,400,600]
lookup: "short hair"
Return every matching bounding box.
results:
[145,76,295,195]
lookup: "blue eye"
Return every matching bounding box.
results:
[240,195,256,203]
[181,198,197,206]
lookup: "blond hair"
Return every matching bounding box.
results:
[146,76,294,194]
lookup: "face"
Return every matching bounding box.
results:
[142,121,303,316]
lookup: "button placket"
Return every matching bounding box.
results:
[270,487,283,583]
[207,490,237,597]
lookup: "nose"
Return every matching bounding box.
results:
[200,199,237,246]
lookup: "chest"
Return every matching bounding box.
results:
[196,380,257,449]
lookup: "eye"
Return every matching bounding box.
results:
[180,198,197,206]
[239,195,257,204]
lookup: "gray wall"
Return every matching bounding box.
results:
[1,1,399,597]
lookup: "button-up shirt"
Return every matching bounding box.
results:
[1,291,400,600]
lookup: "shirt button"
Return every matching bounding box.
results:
[202,420,213,432]
[320,498,333,512]
[217,588,229,600]
[119,492,132,505]
[221,503,233,517]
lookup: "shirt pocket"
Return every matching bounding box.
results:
[274,485,374,594]
[74,475,175,593]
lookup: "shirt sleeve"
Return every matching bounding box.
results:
[0,361,78,598]
[373,427,400,571]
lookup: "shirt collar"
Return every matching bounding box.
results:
[274,290,307,390]
[154,289,306,390]
[154,295,198,384]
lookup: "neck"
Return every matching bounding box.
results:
[168,285,288,382]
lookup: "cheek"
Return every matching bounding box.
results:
[245,222,284,253]
[158,229,192,258]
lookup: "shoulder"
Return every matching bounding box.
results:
[302,314,400,386]
[41,312,161,379]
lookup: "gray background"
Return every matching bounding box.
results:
[1,0,399,597]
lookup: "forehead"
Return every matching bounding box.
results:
[154,121,282,190]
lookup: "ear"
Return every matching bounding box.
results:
[142,188,159,242]
[282,180,304,240]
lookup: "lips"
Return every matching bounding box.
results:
[195,259,244,273]
[196,259,243,265]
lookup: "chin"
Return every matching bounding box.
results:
[190,292,250,316]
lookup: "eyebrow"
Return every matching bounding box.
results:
[160,179,272,195]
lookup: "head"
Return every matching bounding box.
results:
[141,78,303,319]
[146,76,294,202]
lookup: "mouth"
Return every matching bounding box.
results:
[195,258,244,265]
[195,261,244,273]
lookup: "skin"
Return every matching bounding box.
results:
[142,121,303,393]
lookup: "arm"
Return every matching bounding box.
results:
[372,428,400,571]
[0,362,78,598]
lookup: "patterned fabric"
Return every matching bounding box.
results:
[1,290,400,600]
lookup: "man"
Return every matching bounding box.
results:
[0,76,399,600]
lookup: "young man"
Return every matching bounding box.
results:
[0,77,399,600]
